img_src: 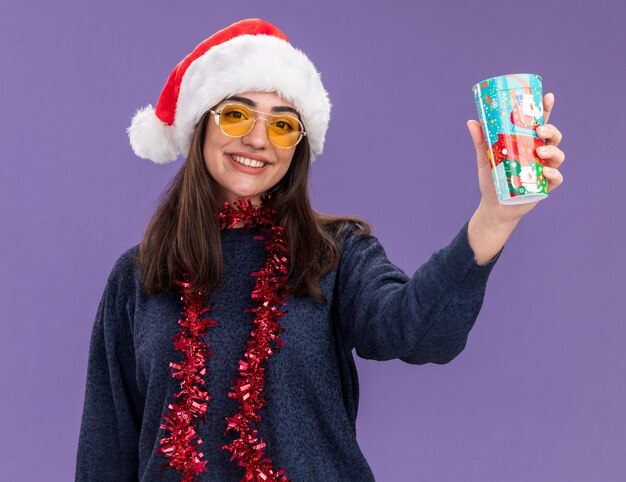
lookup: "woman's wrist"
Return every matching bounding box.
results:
[468,201,519,265]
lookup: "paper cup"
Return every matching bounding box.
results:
[473,73,548,205]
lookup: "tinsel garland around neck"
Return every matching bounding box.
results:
[158,197,291,482]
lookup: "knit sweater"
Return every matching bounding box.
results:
[75,220,502,481]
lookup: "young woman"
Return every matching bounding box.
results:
[75,18,565,482]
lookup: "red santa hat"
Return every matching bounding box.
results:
[128,18,331,164]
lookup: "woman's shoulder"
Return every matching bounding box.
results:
[316,213,374,245]
[314,215,382,275]
[113,244,140,271]
[104,244,141,291]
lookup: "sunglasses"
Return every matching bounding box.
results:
[209,103,307,149]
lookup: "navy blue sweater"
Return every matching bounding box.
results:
[75,221,501,481]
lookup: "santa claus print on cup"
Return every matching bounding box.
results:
[473,73,548,205]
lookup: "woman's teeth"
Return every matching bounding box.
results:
[231,154,266,168]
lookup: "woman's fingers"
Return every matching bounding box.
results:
[543,93,555,125]
[536,144,565,168]
[542,166,564,191]
[536,95,565,193]
[536,123,563,146]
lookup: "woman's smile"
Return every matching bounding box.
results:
[229,153,269,170]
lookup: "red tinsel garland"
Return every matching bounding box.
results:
[159,197,290,482]
[158,277,215,481]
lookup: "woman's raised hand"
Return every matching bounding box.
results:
[465,93,565,265]
[466,92,565,226]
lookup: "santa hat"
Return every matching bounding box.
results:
[128,18,331,164]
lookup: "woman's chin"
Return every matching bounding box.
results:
[220,192,263,205]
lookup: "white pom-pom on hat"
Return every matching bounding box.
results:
[127,18,331,164]
[127,105,178,164]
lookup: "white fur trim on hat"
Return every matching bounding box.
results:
[173,34,331,162]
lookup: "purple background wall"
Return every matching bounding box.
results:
[1,0,624,480]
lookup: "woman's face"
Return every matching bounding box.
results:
[203,91,299,205]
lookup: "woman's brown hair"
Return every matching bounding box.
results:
[136,110,372,302]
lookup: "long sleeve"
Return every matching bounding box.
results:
[336,220,502,365]
[75,251,144,481]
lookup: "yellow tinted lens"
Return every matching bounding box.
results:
[268,116,302,148]
[219,105,254,136]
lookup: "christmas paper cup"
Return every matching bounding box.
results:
[473,73,548,205]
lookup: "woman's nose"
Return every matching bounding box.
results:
[242,117,270,149]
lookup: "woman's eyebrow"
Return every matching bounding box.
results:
[225,95,255,107]
[225,95,300,118]
[272,105,301,117]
